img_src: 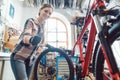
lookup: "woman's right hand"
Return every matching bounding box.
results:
[29,35,41,45]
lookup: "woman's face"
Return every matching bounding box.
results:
[39,7,53,20]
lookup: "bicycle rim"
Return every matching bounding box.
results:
[95,32,120,80]
[33,48,74,80]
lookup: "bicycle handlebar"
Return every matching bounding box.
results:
[107,14,120,23]
[93,9,119,16]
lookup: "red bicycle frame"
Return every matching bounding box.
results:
[71,0,120,79]
[72,12,96,77]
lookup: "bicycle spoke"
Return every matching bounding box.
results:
[36,53,56,80]
[33,48,74,80]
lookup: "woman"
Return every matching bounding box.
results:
[10,4,53,80]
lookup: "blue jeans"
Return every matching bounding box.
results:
[10,53,32,80]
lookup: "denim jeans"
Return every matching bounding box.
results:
[10,53,32,80]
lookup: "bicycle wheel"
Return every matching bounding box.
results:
[33,48,74,80]
[95,20,120,80]
[92,40,100,74]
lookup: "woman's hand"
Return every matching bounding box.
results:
[29,35,41,45]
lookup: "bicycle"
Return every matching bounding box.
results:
[70,0,120,80]
[31,44,75,80]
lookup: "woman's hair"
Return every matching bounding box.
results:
[38,4,53,15]
[40,4,53,10]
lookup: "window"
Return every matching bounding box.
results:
[45,17,68,49]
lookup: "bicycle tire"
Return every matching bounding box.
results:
[92,40,100,74]
[95,19,120,80]
[33,48,74,80]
